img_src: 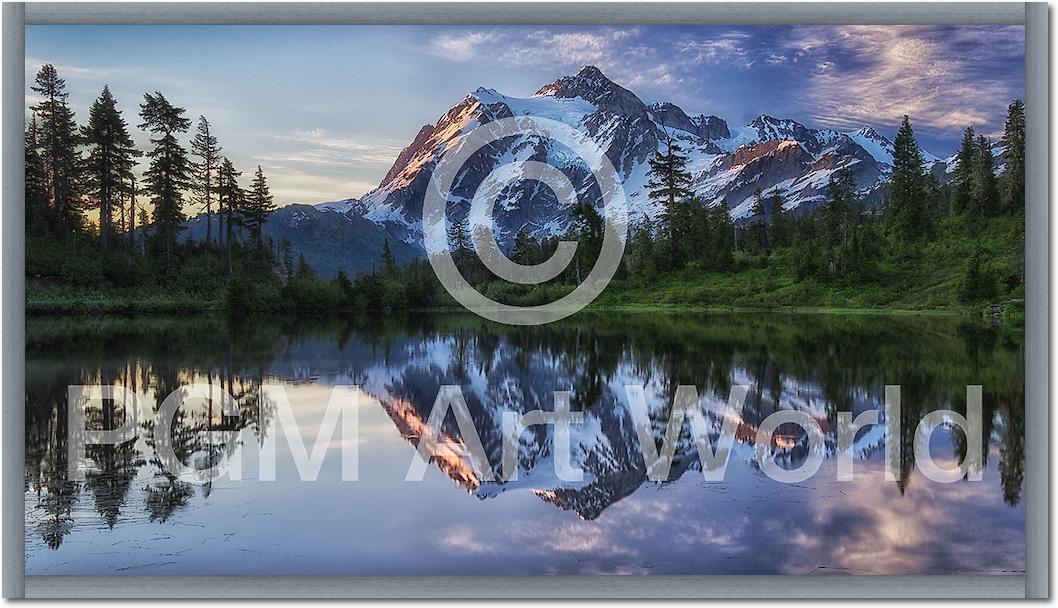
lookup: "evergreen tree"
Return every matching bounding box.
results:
[705,203,735,271]
[217,157,244,277]
[448,214,472,256]
[1001,99,1025,214]
[295,253,315,279]
[958,249,996,303]
[511,228,533,265]
[244,165,276,249]
[190,116,222,246]
[82,86,139,249]
[380,239,397,276]
[951,126,977,214]
[25,116,50,237]
[886,115,931,239]
[972,135,998,216]
[625,220,658,282]
[768,192,789,249]
[568,201,604,282]
[647,137,693,264]
[334,269,354,306]
[31,64,83,236]
[279,238,294,276]
[744,189,769,255]
[821,168,859,275]
[139,92,192,269]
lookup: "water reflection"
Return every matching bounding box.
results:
[25,312,1025,574]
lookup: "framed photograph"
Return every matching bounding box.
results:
[3,1,1048,599]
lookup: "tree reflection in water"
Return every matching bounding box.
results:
[25,312,1024,569]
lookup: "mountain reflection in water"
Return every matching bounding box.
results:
[25,312,1025,575]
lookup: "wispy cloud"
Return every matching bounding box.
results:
[430,31,500,62]
[790,25,1024,136]
[266,128,406,165]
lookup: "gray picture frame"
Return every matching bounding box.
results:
[2,2,1048,598]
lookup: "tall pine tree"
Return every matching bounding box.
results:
[886,115,932,239]
[82,86,139,249]
[139,92,192,269]
[1001,99,1025,214]
[647,137,693,265]
[191,116,222,246]
[31,64,83,236]
[768,192,789,249]
[951,126,976,214]
[972,135,998,216]
[216,157,244,277]
[380,239,397,276]
[744,188,769,255]
[25,116,50,237]
[244,165,276,250]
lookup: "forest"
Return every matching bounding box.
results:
[25,63,1026,321]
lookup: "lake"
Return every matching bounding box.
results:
[25,311,1025,575]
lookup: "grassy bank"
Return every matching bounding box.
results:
[26,214,1024,324]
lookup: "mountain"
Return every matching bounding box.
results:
[356,65,962,246]
[181,200,420,277]
[186,66,996,275]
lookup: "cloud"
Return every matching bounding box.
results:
[673,33,756,69]
[791,26,1024,136]
[265,128,406,165]
[25,56,111,81]
[430,31,500,62]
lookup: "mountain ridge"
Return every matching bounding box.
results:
[187,65,998,277]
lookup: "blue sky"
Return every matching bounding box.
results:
[27,24,1025,204]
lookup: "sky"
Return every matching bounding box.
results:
[27,24,1025,206]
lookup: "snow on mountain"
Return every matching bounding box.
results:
[314,198,364,214]
[243,66,970,267]
[847,125,895,165]
[845,125,940,167]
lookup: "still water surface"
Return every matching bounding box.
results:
[25,311,1025,575]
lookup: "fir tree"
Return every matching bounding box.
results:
[380,239,397,276]
[31,64,83,236]
[647,137,693,263]
[958,249,996,303]
[447,214,472,256]
[295,253,315,279]
[705,203,735,271]
[886,115,931,239]
[744,189,769,255]
[217,157,244,276]
[568,201,604,282]
[768,192,789,249]
[335,269,354,306]
[25,116,50,237]
[82,86,139,249]
[191,116,222,246]
[511,228,533,265]
[139,92,192,269]
[821,168,858,275]
[279,238,294,276]
[244,165,276,249]
[1001,99,1025,214]
[951,126,976,214]
[972,135,998,216]
[626,220,657,281]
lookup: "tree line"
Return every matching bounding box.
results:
[25,63,442,314]
[467,101,1026,310]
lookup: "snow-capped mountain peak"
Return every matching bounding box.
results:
[846,125,895,165]
[534,65,648,117]
[337,66,965,259]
